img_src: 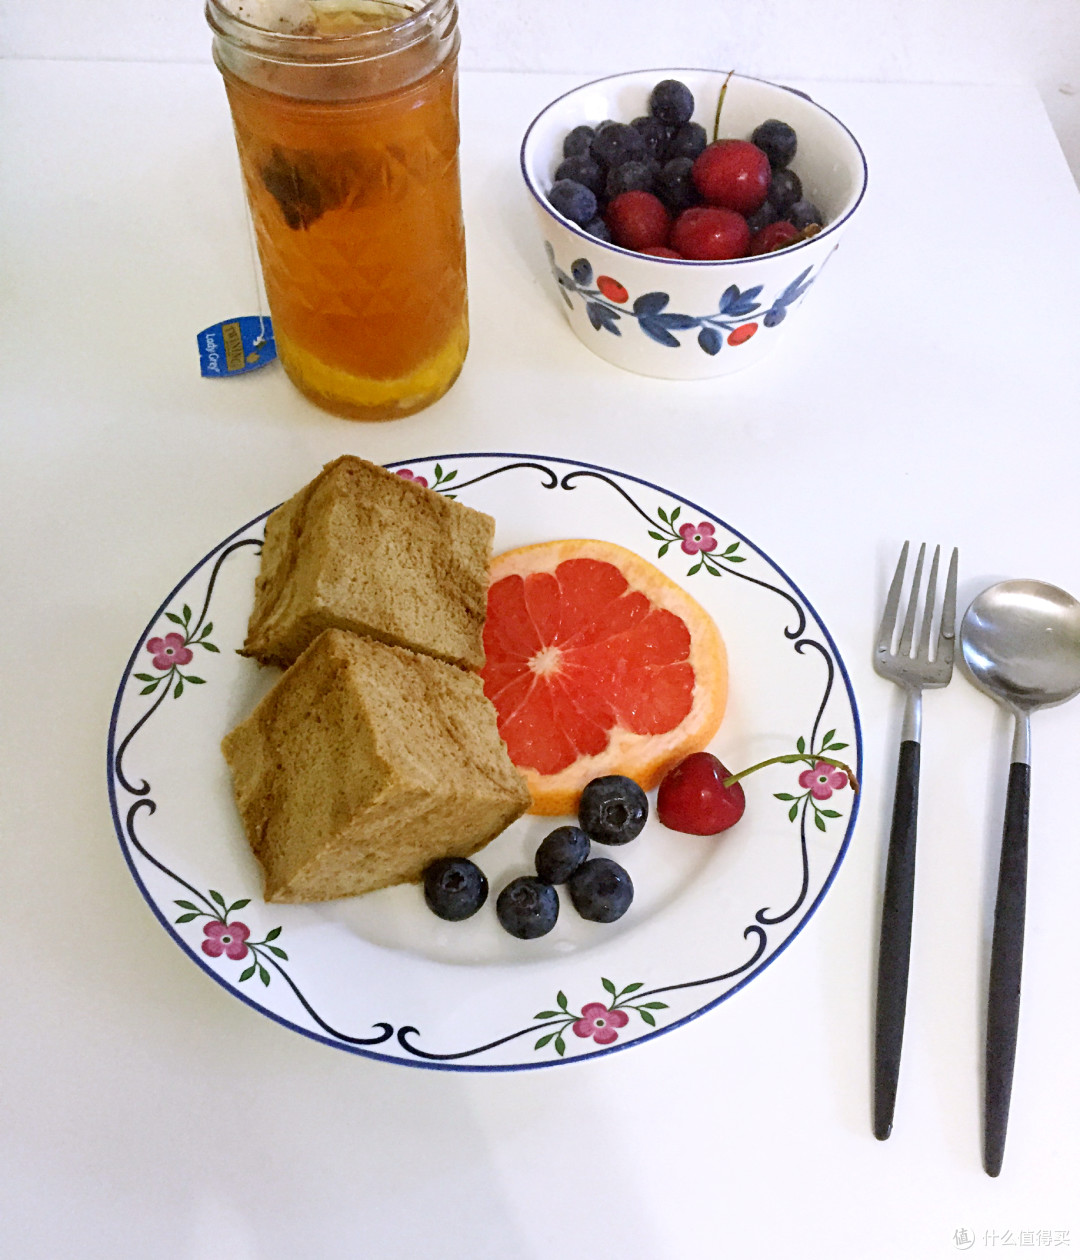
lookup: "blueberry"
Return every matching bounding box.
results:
[767,168,802,216]
[751,119,798,169]
[746,200,779,234]
[563,124,596,159]
[423,857,488,921]
[548,178,598,226]
[568,857,634,923]
[496,876,559,939]
[605,158,659,199]
[535,825,591,884]
[579,775,648,846]
[789,198,822,229]
[655,156,699,213]
[583,216,612,243]
[590,122,646,169]
[650,79,694,127]
[665,121,707,163]
[631,115,672,161]
[555,154,604,197]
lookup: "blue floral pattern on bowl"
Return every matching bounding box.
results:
[545,242,817,355]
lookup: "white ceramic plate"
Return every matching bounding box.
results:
[107,453,861,1071]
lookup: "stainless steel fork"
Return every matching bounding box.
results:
[872,541,959,1140]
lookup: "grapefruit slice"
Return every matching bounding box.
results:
[480,539,728,815]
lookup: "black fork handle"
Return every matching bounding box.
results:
[873,738,921,1140]
[984,761,1030,1177]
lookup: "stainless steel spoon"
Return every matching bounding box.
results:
[960,579,1080,1176]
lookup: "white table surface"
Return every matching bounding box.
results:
[2,60,1079,1259]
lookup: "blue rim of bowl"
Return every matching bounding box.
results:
[519,68,869,267]
[106,450,863,1074]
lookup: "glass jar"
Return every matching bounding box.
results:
[207,0,467,420]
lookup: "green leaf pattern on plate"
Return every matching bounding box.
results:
[173,888,287,986]
[772,729,854,833]
[136,602,219,700]
[533,980,669,1058]
[649,503,745,576]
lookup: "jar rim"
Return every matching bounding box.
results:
[206,0,454,58]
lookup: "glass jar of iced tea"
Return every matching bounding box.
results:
[207,0,467,420]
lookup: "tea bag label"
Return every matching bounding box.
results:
[198,317,276,377]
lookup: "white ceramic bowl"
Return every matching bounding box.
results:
[520,69,868,379]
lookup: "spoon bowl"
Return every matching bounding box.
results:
[961,580,1080,713]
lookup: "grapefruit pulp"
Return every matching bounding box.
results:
[480,539,728,815]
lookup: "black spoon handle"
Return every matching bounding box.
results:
[873,737,921,1141]
[984,760,1030,1177]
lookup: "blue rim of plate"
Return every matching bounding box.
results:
[106,451,862,1071]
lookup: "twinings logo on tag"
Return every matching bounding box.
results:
[222,321,246,373]
[198,316,277,378]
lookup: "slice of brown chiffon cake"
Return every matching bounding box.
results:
[241,455,493,671]
[221,629,530,903]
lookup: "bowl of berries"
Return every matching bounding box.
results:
[521,69,867,379]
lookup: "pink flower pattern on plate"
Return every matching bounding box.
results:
[572,1002,630,1045]
[798,761,850,800]
[678,521,718,555]
[395,469,429,488]
[146,632,193,670]
[534,980,667,1057]
[201,920,250,960]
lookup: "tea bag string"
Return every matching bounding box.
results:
[241,191,271,347]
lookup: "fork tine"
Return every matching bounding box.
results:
[897,543,926,657]
[876,541,910,652]
[938,547,959,665]
[916,545,941,661]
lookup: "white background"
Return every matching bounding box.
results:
[3,5,1080,1258]
[2,0,1079,184]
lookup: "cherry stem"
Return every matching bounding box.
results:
[722,753,860,794]
[712,69,735,143]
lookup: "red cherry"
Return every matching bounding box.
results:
[657,752,746,835]
[749,220,799,255]
[727,323,758,346]
[692,141,771,214]
[596,275,629,303]
[670,206,750,261]
[605,191,671,252]
[641,245,683,258]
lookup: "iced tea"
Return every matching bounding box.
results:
[210,0,467,420]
